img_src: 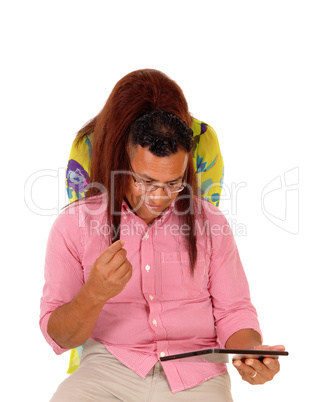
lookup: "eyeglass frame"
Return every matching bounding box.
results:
[128,162,187,194]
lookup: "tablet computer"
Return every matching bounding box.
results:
[159,348,289,364]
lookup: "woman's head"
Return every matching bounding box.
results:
[103,68,192,127]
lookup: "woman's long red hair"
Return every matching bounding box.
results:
[75,69,198,272]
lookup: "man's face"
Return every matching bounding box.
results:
[124,145,189,224]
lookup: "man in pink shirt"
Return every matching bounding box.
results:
[40,70,285,401]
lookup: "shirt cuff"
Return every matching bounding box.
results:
[40,312,69,355]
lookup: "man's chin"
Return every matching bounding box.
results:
[135,204,165,224]
[144,202,165,211]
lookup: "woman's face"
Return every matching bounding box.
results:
[124,145,188,224]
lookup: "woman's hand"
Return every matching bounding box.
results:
[233,345,285,385]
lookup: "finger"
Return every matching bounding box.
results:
[245,358,279,381]
[233,362,261,384]
[99,239,126,263]
[233,360,256,379]
[117,260,133,279]
[245,359,270,380]
[269,345,286,351]
[237,361,267,384]
[110,262,133,293]
[252,344,284,372]
[263,357,280,372]
[253,344,285,352]
[109,248,128,268]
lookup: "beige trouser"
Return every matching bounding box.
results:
[51,340,234,402]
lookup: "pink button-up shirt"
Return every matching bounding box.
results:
[40,194,261,393]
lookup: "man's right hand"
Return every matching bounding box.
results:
[47,239,132,349]
[84,239,133,304]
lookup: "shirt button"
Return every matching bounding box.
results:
[149,295,154,300]
[145,264,150,272]
[123,215,127,220]
[160,352,165,357]
[143,233,149,240]
[152,319,157,326]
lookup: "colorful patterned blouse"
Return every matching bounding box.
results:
[65,117,224,373]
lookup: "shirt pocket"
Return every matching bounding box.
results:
[160,251,208,301]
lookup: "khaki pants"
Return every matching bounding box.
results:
[51,340,233,402]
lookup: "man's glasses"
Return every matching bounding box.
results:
[128,164,186,194]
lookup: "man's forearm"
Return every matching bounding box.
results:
[47,283,105,350]
[225,329,262,349]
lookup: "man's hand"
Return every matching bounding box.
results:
[48,239,132,349]
[84,239,133,304]
[233,345,285,385]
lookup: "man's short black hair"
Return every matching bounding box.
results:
[128,109,193,157]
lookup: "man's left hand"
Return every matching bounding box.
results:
[233,345,285,385]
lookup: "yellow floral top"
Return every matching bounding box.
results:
[65,116,224,373]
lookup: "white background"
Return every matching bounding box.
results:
[1,1,322,400]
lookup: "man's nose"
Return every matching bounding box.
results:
[149,186,170,198]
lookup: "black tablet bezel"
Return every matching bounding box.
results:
[159,348,289,362]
